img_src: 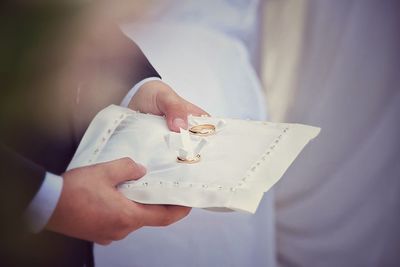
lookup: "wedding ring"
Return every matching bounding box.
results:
[189,124,216,136]
[177,154,201,164]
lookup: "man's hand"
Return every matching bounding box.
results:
[46,158,190,245]
[129,80,209,132]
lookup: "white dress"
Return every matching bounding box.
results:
[95,1,277,267]
[270,1,400,266]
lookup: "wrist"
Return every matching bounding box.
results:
[120,77,162,108]
[127,80,170,113]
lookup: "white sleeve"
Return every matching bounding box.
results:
[120,77,162,107]
[24,172,63,233]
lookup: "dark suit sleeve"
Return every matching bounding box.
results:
[0,146,46,227]
[0,24,160,228]
[0,3,161,265]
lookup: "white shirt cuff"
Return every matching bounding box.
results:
[24,172,63,233]
[120,77,162,107]
[24,77,160,233]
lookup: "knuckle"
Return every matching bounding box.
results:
[121,157,135,167]
[128,212,143,230]
[116,213,131,230]
[169,102,186,113]
[156,83,172,95]
[123,158,140,174]
[111,230,129,241]
[132,217,143,230]
[129,166,146,180]
[123,210,143,231]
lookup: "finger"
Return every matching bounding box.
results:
[157,95,189,132]
[96,158,147,185]
[157,93,208,132]
[185,102,210,117]
[135,204,191,227]
[166,101,210,132]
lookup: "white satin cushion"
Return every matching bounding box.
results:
[68,105,320,213]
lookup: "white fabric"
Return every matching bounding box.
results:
[22,76,161,234]
[95,1,278,266]
[265,1,400,266]
[68,105,319,213]
[120,77,161,108]
[24,172,63,233]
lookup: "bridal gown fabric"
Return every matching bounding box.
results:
[68,105,320,213]
[264,1,400,266]
[94,1,280,266]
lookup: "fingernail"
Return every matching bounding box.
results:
[173,118,187,130]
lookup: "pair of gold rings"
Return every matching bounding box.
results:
[176,124,216,164]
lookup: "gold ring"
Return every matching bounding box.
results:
[189,124,216,136]
[177,154,201,164]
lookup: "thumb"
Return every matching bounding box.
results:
[163,101,209,132]
[158,97,189,132]
[99,158,147,185]
[169,111,188,133]
[154,82,209,132]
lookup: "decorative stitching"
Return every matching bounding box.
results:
[118,123,290,193]
[91,110,290,194]
[234,126,290,189]
[86,111,130,164]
